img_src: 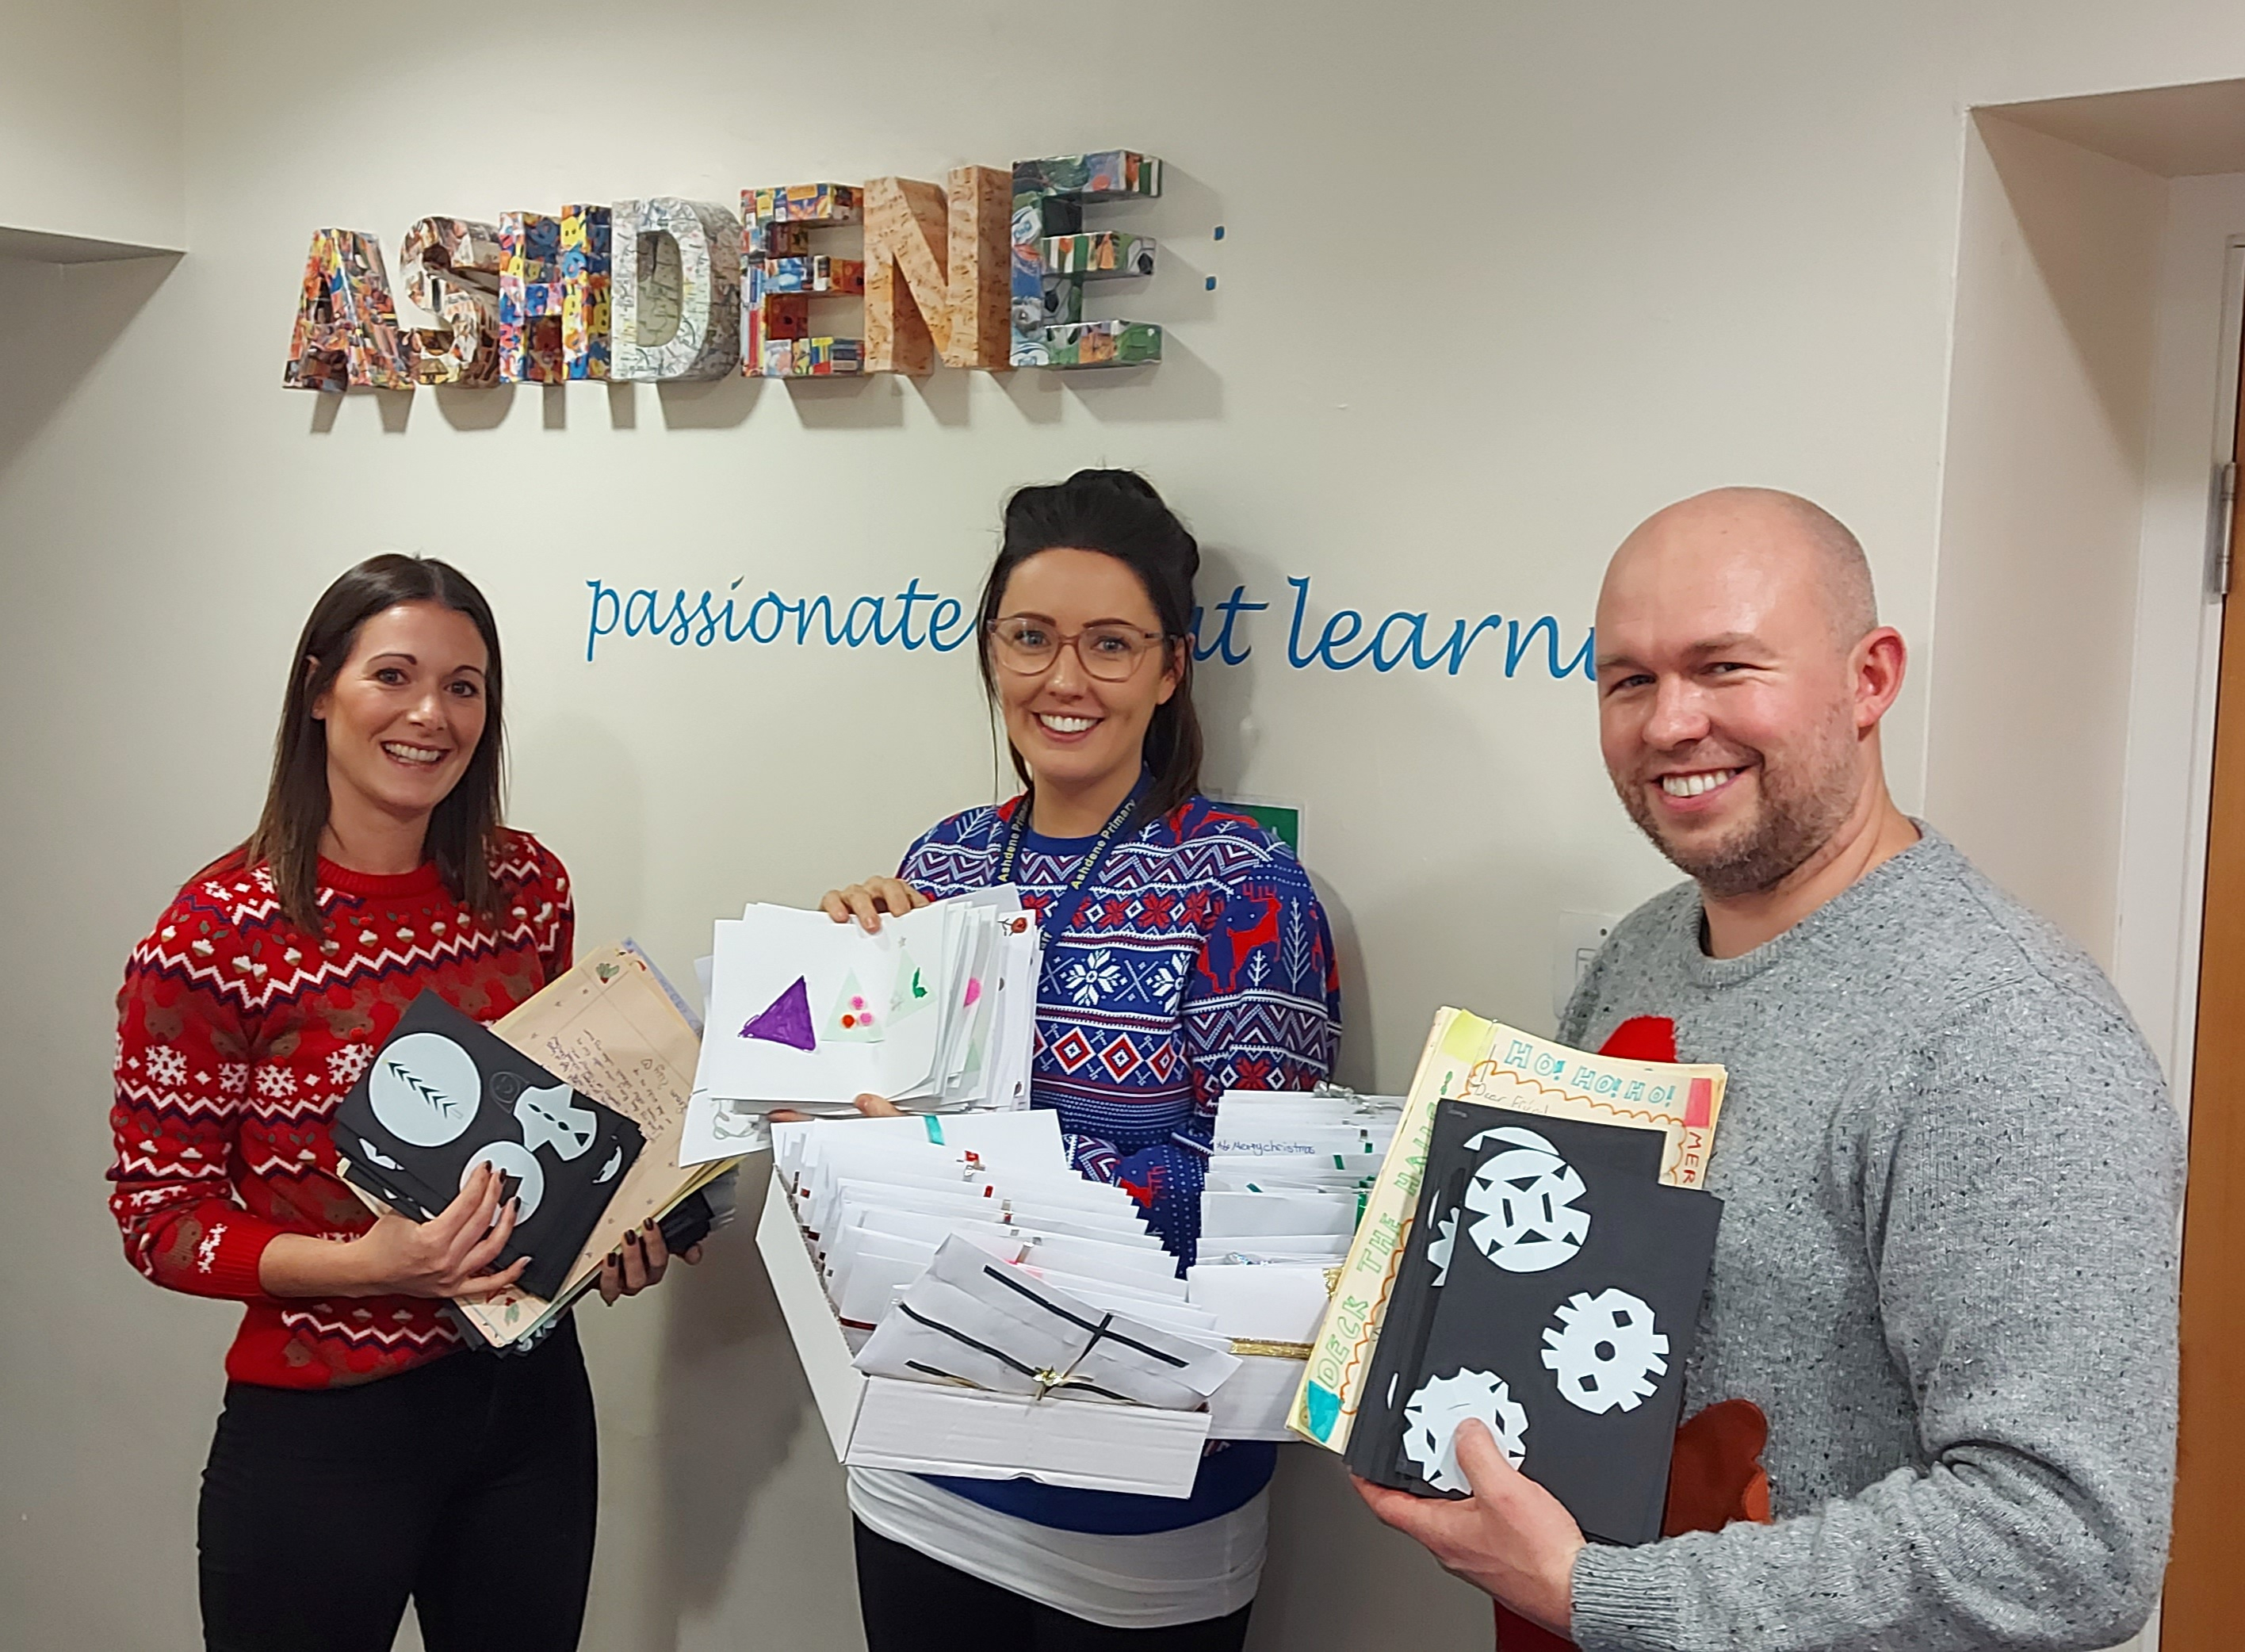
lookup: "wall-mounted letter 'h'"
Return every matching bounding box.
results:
[1010,151,1162,369]
[499,206,611,382]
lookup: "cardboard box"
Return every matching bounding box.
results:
[755,1171,1213,1497]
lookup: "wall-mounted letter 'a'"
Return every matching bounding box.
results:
[862,166,1012,374]
[283,229,415,392]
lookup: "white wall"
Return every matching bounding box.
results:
[1924,114,2169,970]
[0,0,183,250]
[9,2,2245,1648]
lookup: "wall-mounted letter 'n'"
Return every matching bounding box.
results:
[612,198,743,382]
[283,229,415,392]
[500,206,611,382]
[400,217,502,386]
[862,166,1012,374]
[742,184,865,377]
[1011,151,1162,369]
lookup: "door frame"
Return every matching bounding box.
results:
[2120,216,2245,1652]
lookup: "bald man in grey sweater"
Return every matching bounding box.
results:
[1358,490,2183,1652]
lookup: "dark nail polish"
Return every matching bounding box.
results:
[626,1229,641,1247]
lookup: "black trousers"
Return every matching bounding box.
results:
[854,1519,1255,1652]
[197,1317,598,1652]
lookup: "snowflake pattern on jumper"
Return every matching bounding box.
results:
[327,1044,373,1088]
[146,1046,188,1087]
[900,794,1340,1260]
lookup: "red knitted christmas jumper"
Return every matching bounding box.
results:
[106,831,572,1388]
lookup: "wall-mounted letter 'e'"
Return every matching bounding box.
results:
[500,207,611,382]
[611,198,743,382]
[742,184,865,378]
[400,217,503,387]
[283,229,415,392]
[862,166,1012,374]
[1010,151,1162,369]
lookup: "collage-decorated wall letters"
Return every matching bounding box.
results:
[284,147,1168,392]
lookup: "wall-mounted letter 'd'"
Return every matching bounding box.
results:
[743,184,865,378]
[499,206,610,382]
[862,166,1012,374]
[283,229,416,392]
[1010,151,1162,369]
[612,198,743,382]
[400,217,503,387]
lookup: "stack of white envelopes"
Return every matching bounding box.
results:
[774,1111,1208,1343]
[683,893,1042,1164]
[1194,1088,1405,1264]
[758,1111,1252,1495]
[1182,1088,1406,1437]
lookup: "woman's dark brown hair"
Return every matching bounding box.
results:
[975,468,1204,823]
[245,554,506,931]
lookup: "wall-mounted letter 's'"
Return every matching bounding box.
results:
[862,166,1012,374]
[499,206,610,382]
[283,229,415,392]
[743,184,865,378]
[1011,151,1162,369]
[400,217,503,386]
[612,197,742,381]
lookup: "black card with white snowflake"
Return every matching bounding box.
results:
[334,989,644,1301]
[1352,1099,1722,1546]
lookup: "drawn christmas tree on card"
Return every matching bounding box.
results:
[828,969,882,1043]
[888,945,933,1023]
[740,975,817,1052]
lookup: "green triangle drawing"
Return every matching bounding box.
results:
[828,968,883,1043]
[888,946,933,1023]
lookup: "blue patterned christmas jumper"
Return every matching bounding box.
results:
[900,790,1341,1260]
[897,790,1343,1535]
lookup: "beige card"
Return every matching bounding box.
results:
[454,943,734,1346]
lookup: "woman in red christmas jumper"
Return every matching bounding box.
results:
[106,555,694,1652]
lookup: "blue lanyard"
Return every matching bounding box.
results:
[996,777,1149,941]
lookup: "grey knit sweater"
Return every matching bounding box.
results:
[1558,828,2182,1652]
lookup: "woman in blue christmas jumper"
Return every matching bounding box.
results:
[821,469,1342,1651]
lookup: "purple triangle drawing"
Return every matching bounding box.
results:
[740,975,817,1052]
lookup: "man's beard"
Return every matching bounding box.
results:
[1615,720,1861,899]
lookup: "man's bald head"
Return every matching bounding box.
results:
[1608,488,1877,648]
[1593,487,1901,900]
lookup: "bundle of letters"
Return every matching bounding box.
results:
[774,1110,1222,1359]
[1292,1008,1729,1546]
[337,943,741,1350]
[1180,1086,1406,1435]
[765,1110,1253,1489]
[682,893,1041,1163]
[1195,1085,1404,1265]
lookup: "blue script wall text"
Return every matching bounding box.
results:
[583,575,1594,682]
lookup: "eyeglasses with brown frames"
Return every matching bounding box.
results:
[985,616,1172,681]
